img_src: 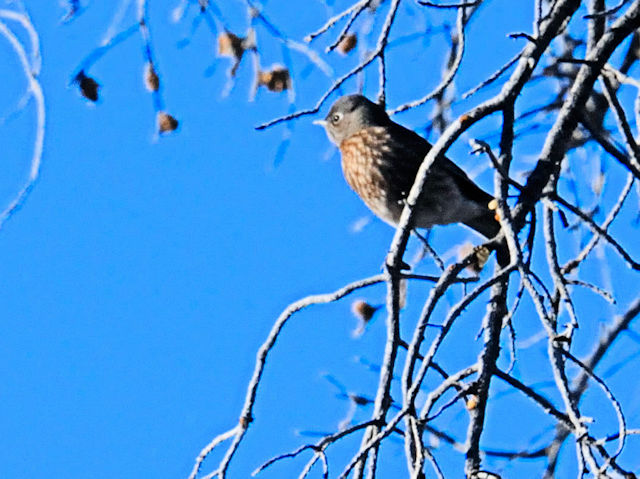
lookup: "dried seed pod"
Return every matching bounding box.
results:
[218,31,251,77]
[144,62,160,92]
[337,33,357,55]
[76,71,99,102]
[351,300,378,323]
[351,300,381,338]
[257,66,291,92]
[157,112,179,133]
[218,31,245,60]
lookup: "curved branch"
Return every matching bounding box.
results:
[0,18,45,231]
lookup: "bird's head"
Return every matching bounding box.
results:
[314,94,389,145]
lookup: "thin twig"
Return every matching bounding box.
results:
[391,4,474,114]
[305,0,370,43]
[190,274,387,479]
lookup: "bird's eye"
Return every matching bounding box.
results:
[331,113,342,124]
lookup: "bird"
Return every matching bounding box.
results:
[314,94,501,242]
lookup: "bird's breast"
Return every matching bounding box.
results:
[339,127,405,225]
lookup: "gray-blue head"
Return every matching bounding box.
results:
[314,94,390,145]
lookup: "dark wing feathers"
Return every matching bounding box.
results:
[388,123,494,205]
[440,160,495,207]
[386,122,500,239]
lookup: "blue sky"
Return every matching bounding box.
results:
[1,1,639,478]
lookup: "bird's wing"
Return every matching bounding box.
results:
[384,122,501,239]
[438,157,495,207]
[390,123,494,207]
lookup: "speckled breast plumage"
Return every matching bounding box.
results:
[338,126,493,231]
[339,127,408,225]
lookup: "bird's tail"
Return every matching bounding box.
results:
[463,208,500,240]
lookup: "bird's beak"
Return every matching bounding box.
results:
[313,119,327,127]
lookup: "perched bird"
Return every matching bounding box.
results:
[314,94,500,240]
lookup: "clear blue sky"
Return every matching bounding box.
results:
[1,1,639,478]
